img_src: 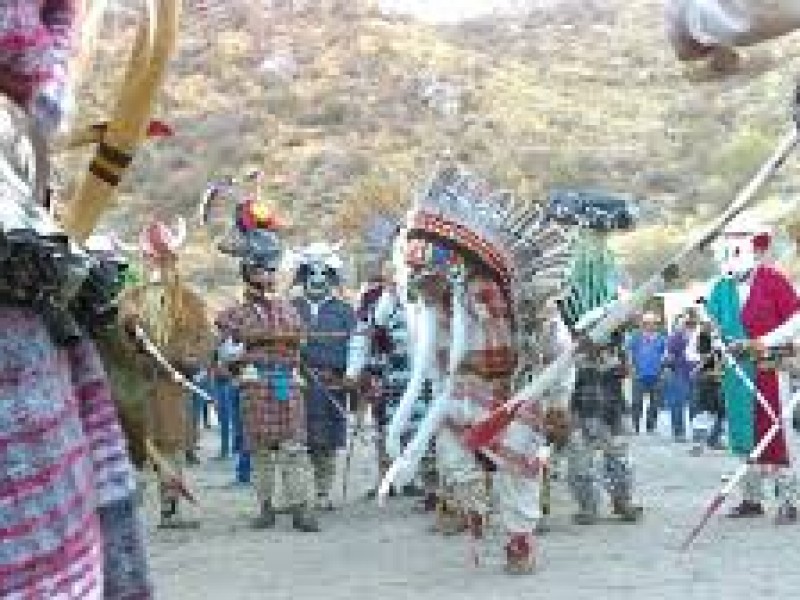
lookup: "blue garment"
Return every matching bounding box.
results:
[235,450,251,484]
[663,370,692,439]
[631,377,662,433]
[292,296,355,450]
[626,330,666,385]
[213,376,236,458]
[666,329,695,380]
[663,329,695,439]
[226,381,250,482]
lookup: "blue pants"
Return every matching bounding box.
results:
[214,379,235,458]
[707,413,724,447]
[664,372,692,440]
[187,391,206,448]
[631,378,662,433]
[229,385,250,483]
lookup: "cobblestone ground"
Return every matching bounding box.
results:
[148,420,800,600]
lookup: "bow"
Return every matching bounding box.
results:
[61,0,181,241]
[132,324,206,505]
[133,325,215,405]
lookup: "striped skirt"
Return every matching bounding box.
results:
[0,308,147,599]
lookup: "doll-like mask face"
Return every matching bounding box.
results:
[304,261,333,300]
[714,236,755,281]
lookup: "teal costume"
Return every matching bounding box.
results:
[705,276,754,456]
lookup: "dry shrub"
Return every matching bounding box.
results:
[334,175,410,239]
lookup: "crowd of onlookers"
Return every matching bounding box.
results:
[625,309,729,452]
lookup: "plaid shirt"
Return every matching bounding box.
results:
[216,298,307,446]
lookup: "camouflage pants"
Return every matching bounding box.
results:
[566,417,634,515]
[741,466,799,506]
[309,448,337,499]
[253,442,314,509]
[420,444,439,493]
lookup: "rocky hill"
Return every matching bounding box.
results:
[58,0,800,295]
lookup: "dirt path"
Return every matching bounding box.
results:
[147,426,800,599]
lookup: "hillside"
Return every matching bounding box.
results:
[58,0,800,293]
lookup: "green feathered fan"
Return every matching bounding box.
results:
[556,232,620,330]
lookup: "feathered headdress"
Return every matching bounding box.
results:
[217,195,285,271]
[404,163,577,321]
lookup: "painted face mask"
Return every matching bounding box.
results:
[304,261,332,300]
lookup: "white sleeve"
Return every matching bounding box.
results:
[760,311,800,348]
[667,0,800,49]
[217,337,244,363]
[373,289,395,327]
[346,322,370,380]
[685,330,701,363]
[346,290,372,379]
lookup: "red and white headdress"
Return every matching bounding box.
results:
[404,163,577,318]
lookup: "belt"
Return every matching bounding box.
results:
[459,363,514,381]
[756,359,780,371]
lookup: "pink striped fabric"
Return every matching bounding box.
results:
[0,310,149,598]
[0,308,104,599]
[0,1,76,104]
[68,339,137,506]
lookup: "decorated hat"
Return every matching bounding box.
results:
[218,196,286,272]
[138,217,187,260]
[752,232,771,252]
[236,198,286,233]
[404,163,577,319]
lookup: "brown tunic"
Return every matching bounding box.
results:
[116,280,213,455]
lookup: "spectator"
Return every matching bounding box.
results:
[691,322,726,452]
[627,312,667,433]
[663,313,698,442]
